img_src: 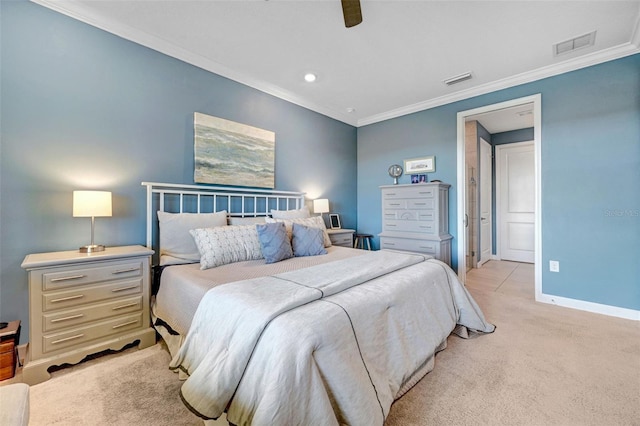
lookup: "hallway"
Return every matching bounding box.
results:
[465,260,534,300]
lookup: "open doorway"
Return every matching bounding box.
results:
[456,94,542,301]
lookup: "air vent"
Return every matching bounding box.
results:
[443,72,473,86]
[554,31,596,56]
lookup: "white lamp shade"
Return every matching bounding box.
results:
[313,198,330,214]
[73,191,112,217]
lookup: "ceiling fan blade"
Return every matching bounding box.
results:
[341,0,362,28]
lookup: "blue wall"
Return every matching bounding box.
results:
[0,1,357,338]
[357,54,640,311]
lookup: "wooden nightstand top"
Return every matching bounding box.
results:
[21,245,154,270]
[0,321,20,339]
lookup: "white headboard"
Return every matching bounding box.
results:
[142,181,306,252]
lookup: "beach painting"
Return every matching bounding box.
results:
[194,112,275,188]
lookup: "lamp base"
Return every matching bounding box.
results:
[79,244,106,253]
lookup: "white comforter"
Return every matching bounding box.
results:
[169,250,494,425]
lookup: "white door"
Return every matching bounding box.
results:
[497,141,535,263]
[478,138,492,266]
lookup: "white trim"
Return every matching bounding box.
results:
[358,43,638,127]
[537,294,640,322]
[30,0,357,127]
[31,0,640,129]
[456,94,542,296]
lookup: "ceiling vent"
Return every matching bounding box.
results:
[443,72,473,86]
[553,31,596,57]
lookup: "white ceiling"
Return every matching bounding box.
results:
[34,0,640,128]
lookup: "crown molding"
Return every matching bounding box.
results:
[31,0,359,127]
[358,41,640,127]
[32,0,640,129]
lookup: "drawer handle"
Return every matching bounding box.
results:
[112,267,140,275]
[51,333,84,345]
[389,203,401,206]
[385,243,396,246]
[418,191,432,195]
[112,320,138,329]
[51,294,84,303]
[387,224,397,227]
[387,193,396,196]
[419,225,432,229]
[414,203,426,206]
[112,302,139,311]
[50,314,84,323]
[112,285,139,293]
[50,274,86,283]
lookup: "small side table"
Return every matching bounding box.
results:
[0,320,21,381]
[327,229,355,248]
[354,234,373,250]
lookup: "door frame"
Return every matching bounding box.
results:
[495,140,535,262]
[456,94,542,301]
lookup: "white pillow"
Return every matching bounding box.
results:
[228,216,267,226]
[270,206,310,219]
[190,225,264,270]
[157,211,227,266]
[266,216,332,248]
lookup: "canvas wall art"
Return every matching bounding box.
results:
[194,112,275,188]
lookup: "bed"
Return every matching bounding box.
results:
[142,182,495,426]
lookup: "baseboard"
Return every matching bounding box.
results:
[537,293,640,321]
[16,344,28,367]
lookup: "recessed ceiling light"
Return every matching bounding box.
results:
[304,73,317,83]
[346,107,356,113]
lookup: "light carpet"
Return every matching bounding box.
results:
[24,286,640,426]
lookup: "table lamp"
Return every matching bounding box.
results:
[313,198,329,216]
[73,190,112,253]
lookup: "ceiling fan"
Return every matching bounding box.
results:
[341,0,362,28]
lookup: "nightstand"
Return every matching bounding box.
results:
[20,245,156,385]
[327,228,355,248]
[0,320,21,381]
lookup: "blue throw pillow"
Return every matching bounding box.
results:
[256,222,293,264]
[292,223,328,257]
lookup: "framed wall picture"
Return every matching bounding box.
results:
[329,213,341,229]
[194,112,275,188]
[404,156,435,174]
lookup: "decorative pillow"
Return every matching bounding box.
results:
[255,222,293,264]
[291,223,327,257]
[157,210,228,266]
[228,216,267,226]
[265,216,332,247]
[190,225,263,270]
[270,206,310,219]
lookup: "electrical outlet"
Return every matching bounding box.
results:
[549,260,560,272]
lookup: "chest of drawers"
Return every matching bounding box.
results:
[21,245,156,384]
[379,183,453,265]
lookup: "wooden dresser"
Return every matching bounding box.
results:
[21,245,156,384]
[379,183,453,265]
